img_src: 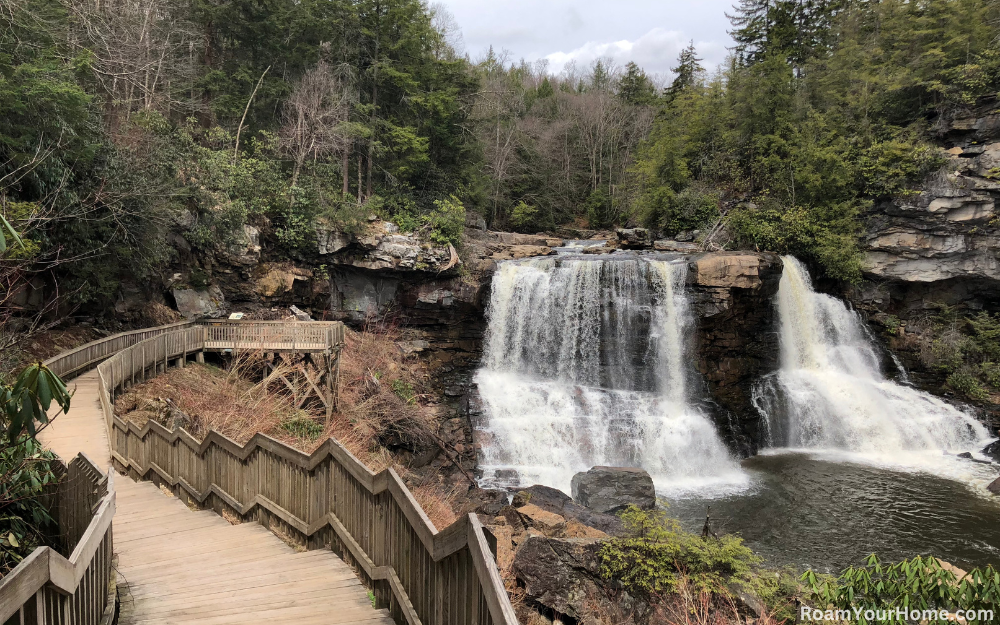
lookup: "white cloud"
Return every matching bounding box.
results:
[544,27,727,78]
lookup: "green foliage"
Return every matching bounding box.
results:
[390,379,416,404]
[946,372,990,402]
[585,189,614,230]
[727,201,864,282]
[924,309,1000,401]
[642,187,719,236]
[598,505,758,595]
[0,362,69,575]
[509,201,539,230]
[0,436,58,575]
[427,195,465,246]
[802,554,1000,625]
[1,363,72,440]
[280,414,324,440]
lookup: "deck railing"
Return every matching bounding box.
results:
[0,455,116,625]
[95,323,517,625]
[42,321,196,380]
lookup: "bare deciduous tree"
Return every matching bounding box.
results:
[279,60,352,188]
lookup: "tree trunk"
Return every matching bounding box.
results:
[342,145,350,196]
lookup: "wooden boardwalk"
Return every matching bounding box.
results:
[41,370,394,625]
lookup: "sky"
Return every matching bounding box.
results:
[435,0,737,80]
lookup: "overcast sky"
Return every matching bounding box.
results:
[436,0,737,80]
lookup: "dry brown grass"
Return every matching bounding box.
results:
[113,321,464,528]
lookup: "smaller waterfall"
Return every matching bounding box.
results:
[476,257,745,495]
[756,257,990,457]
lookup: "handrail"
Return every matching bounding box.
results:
[94,323,517,625]
[43,320,196,379]
[0,455,116,625]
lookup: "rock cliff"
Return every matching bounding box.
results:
[688,252,784,454]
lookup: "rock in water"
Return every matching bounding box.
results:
[984,440,1000,463]
[988,477,1000,496]
[571,466,656,513]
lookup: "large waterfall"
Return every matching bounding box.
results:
[755,257,990,458]
[474,256,745,494]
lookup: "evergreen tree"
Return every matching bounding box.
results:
[667,42,704,98]
[618,62,657,105]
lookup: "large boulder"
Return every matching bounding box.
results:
[172,285,225,319]
[490,244,554,260]
[983,440,1000,463]
[571,466,656,514]
[690,252,770,290]
[654,239,699,252]
[512,485,623,534]
[513,535,651,622]
[616,228,651,249]
[988,476,1000,496]
[255,263,313,298]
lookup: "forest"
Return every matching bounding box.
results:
[1,0,999,312]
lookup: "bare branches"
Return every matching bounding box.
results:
[234,65,271,164]
[278,60,352,187]
[60,0,205,126]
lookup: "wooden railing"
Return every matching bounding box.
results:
[0,455,116,625]
[42,321,196,380]
[96,324,517,625]
[202,320,345,352]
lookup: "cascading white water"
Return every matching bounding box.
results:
[756,256,990,457]
[475,256,745,494]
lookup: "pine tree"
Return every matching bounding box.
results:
[667,42,703,98]
[617,61,657,106]
[727,0,774,65]
[728,0,841,70]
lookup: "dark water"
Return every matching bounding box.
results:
[666,452,1000,573]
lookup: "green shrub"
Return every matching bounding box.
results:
[280,414,324,440]
[726,199,863,282]
[642,187,719,236]
[802,554,1000,625]
[427,195,465,246]
[946,372,991,402]
[509,201,538,230]
[585,189,613,229]
[0,436,58,575]
[390,379,416,404]
[598,505,758,595]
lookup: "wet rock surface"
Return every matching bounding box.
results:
[687,252,783,453]
[571,466,656,514]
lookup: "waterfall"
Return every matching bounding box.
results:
[756,257,989,457]
[475,257,745,494]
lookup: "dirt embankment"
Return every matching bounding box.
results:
[113,323,468,529]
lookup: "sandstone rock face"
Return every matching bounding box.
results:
[654,239,699,252]
[687,252,783,454]
[691,252,769,290]
[315,220,458,272]
[255,263,313,298]
[616,227,651,249]
[172,285,225,318]
[490,244,553,260]
[570,466,656,514]
[496,232,550,246]
[315,226,351,254]
[865,168,1000,283]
